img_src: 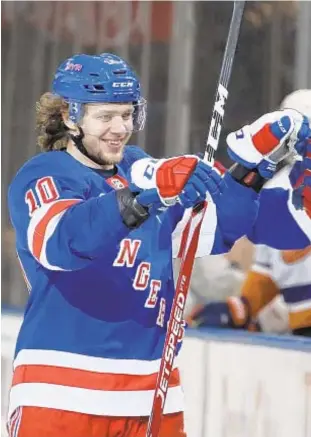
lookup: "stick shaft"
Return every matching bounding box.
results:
[205,1,245,164]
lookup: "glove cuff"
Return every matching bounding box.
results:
[228,163,266,193]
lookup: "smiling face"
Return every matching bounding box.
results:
[78,102,134,167]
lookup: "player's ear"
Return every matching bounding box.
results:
[62,109,79,135]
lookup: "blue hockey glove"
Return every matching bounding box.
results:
[227,109,311,179]
[187,297,250,329]
[128,156,223,210]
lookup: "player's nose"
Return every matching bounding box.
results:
[109,115,127,134]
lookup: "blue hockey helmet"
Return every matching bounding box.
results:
[52,53,146,130]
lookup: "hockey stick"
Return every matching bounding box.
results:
[146,2,246,437]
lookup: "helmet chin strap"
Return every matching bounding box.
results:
[70,126,108,167]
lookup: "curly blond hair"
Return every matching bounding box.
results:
[36,92,70,151]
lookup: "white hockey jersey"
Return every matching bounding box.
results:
[241,165,311,331]
[244,244,311,331]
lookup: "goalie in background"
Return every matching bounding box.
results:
[187,89,311,337]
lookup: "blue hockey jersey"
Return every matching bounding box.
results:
[7,146,311,418]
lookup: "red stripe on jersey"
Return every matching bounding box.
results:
[252,124,280,154]
[32,200,79,260]
[12,364,180,392]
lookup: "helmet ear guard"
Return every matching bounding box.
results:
[68,101,84,124]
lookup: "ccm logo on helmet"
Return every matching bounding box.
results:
[104,58,123,65]
[112,81,134,88]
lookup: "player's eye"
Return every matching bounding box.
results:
[97,114,113,122]
[122,111,133,121]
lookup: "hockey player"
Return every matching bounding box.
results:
[7,54,311,437]
[187,182,311,337]
[187,89,311,337]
